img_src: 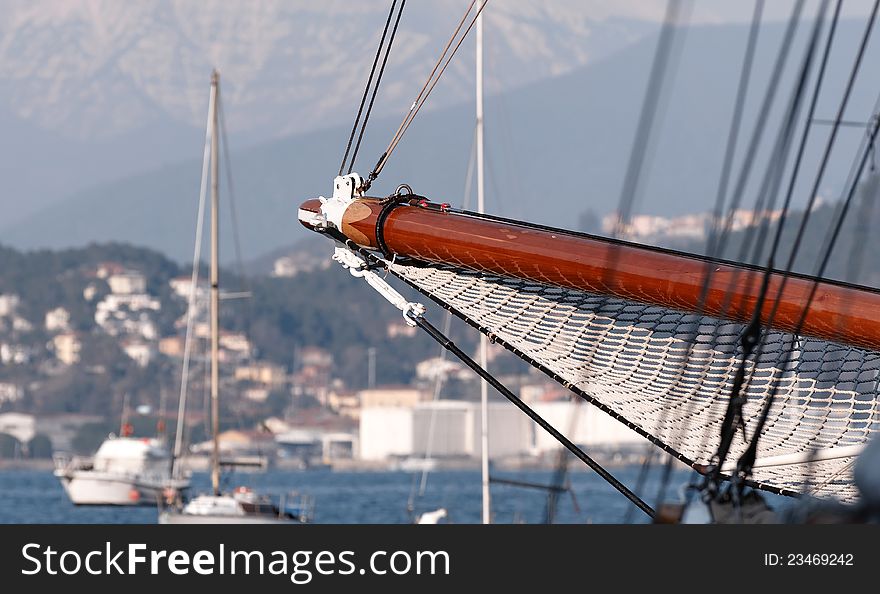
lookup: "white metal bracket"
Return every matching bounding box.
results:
[320,173,364,231]
[331,246,426,326]
[306,174,425,324]
[299,173,365,231]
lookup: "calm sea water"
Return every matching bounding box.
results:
[0,466,713,524]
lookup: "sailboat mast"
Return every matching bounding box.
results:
[209,69,221,497]
[476,11,490,526]
[120,392,130,436]
[170,71,217,480]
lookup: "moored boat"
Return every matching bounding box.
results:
[54,435,189,506]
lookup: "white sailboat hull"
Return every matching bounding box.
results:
[158,512,298,524]
[53,438,189,507]
[56,471,160,506]
[158,493,306,524]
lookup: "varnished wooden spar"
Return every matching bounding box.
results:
[299,197,880,352]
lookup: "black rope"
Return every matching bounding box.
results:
[364,0,489,192]
[719,1,813,271]
[708,266,773,479]
[646,0,765,510]
[412,314,655,519]
[347,0,407,175]
[737,109,880,483]
[639,0,816,499]
[740,40,821,269]
[764,0,841,272]
[732,0,829,271]
[777,0,878,281]
[652,0,809,485]
[712,0,805,261]
[374,200,405,260]
[734,0,880,483]
[714,0,842,478]
[374,185,424,260]
[339,0,399,176]
[612,0,689,237]
[708,0,828,484]
[703,0,764,262]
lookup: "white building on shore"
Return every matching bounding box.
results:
[45,307,71,332]
[0,294,20,317]
[107,270,147,295]
[358,400,642,462]
[52,332,82,365]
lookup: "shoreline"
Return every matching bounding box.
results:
[0,453,688,473]
[0,459,55,471]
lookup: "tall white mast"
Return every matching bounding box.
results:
[476,10,490,525]
[172,71,216,480]
[209,69,221,497]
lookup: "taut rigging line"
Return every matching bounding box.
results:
[339,0,406,177]
[729,0,879,489]
[709,0,831,488]
[361,0,490,193]
[321,227,655,519]
[649,1,766,498]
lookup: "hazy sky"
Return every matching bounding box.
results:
[2,0,879,256]
[597,0,876,24]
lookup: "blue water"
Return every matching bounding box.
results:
[0,466,702,524]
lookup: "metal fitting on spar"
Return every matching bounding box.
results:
[298,173,366,232]
[297,198,325,231]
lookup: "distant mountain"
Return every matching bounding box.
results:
[0,0,661,224]
[0,1,657,139]
[4,17,880,263]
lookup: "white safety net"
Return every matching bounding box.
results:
[391,262,880,503]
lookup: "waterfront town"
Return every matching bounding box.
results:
[0,242,644,471]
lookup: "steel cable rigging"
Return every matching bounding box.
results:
[625,0,765,522]
[339,0,406,177]
[710,0,879,498]
[361,0,490,192]
[708,0,832,486]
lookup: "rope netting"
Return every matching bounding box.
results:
[389,262,880,502]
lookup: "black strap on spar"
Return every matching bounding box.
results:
[374,184,428,261]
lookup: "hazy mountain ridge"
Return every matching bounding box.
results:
[0,0,665,224]
[0,0,657,140]
[7,17,880,263]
